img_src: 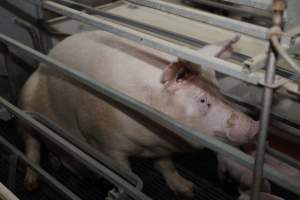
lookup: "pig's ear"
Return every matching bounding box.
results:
[199,66,219,87]
[160,59,189,84]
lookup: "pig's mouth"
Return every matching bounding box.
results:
[213,131,235,145]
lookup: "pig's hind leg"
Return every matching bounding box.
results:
[154,157,194,199]
[20,123,41,191]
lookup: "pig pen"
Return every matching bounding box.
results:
[0,119,298,200]
[0,0,300,200]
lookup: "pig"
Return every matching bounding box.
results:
[18,30,259,198]
[217,153,271,193]
[218,151,300,195]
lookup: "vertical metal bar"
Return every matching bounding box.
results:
[251,1,286,200]
[7,155,18,192]
[0,44,17,104]
[251,48,276,200]
[0,136,81,200]
[34,0,50,53]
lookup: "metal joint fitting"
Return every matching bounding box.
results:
[268,27,283,39]
[272,0,287,12]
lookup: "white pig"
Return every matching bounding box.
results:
[218,151,300,195]
[217,153,271,193]
[18,31,259,198]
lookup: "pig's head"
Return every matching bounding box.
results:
[160,60,259,146]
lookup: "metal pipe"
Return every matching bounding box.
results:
[41,1,265,85]
[251,48,277,200]
[266,146,300,170]
[24,0,271,39]
[127,0,269,39]
[26,111,143,190]
[184,0,272,18]
[7,155,18,192]
[221,0,272,10]
[12,17,42,53]
[48,0,250,64]
[0,44,17,104]
[0,35,299,196]
[251,1,286,199]
[271,36,300,74]
[0,97,151,200]
[0,136,81,200]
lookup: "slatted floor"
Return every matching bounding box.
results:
[0,119,296,200]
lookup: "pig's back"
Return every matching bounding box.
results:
[20,31,182,155]
[48,30,176,97]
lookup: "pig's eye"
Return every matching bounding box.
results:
[197,95,210,114]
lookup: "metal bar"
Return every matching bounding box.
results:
[0,136,81,200]
[0,44,17,103]
[126,0,269,39]
[251,42,276,200]
[7,155,18,192]
[26,111,143,190]
[51,0,251,64]
[266,146,300,170]
[34,0,45,53]
[0,97,151,200]
[223,93,300,137]
[222,0,272,10]
[41,1,264,85]
[0,36,299,196]
[185,0,272,18]
[251,1,286,199]
[13,0,300,83]
[271,36,300,74]
[13,17,42,52]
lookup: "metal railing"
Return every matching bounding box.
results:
[0,0,299,200]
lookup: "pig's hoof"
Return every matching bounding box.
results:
[173,178,194,199]
[24,170,39,191]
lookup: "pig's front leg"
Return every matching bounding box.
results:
[23,133,40,191]
[154,157,194,199]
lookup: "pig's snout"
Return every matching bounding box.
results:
[226,112,259,145]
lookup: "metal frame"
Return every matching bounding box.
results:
[127,0,269,39]
[222,0,272,10]
[0,135,81,200]
[0,97,151,200]
[28,0,289,87]
[0,31,299,196]
[0,0,299,200]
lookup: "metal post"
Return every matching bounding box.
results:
[7,155,18,192]
[251,1,286,200]
[34,0,51,53]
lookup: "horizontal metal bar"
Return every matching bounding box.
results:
[0,97,151,200]
[0,135,81,200]
[222,0,272,10]
[126,0,269,39]
[0,34,299,196]
[51,0,249,63]
[26,111,143,190]
[43,1,265,85]
[266,145,300,171]
[223,93,300,136]
[185,0,272,18]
